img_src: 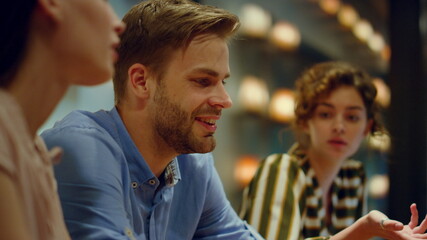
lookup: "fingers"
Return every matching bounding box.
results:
[368,210,404,231]
[409,203,419,229]
[380,218,389,230]
[413,214,427,234]
[384,219,404,231]
[410,233,427,239]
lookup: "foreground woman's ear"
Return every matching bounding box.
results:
[36,0,62,22]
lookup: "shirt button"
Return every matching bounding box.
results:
[131,182,138,189]
[124,227,136,240]
[148,179,156,185]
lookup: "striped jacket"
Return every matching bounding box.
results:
[240,145,366,240]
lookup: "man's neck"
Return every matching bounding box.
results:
[117,105,177,177]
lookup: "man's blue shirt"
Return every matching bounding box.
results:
[41,108,262,240]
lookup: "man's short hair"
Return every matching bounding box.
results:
[113,0,240,104]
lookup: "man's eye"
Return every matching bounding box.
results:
[195,79,210,86]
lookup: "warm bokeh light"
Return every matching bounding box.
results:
[240,4,272,38]
[238,75,270,114]
[369,174,389,199]
[269,89,295,123]
[368,32,386,53]
[269,21,301,51]
[372,78,391,108]
[353,19,374,42]
[337,4,359,28]
[381,44,391,62]
[234,155,260,188]
[368,133,391,152]
[319,0,341,15]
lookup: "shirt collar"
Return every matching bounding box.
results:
[109,107,155,182]
[164,158,181,187]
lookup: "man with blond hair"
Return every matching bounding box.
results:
[42,0,263,239]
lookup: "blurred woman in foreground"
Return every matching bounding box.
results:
[0,0,124,239]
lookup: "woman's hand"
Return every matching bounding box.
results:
[329,204,427,240]
[367,203,427,240]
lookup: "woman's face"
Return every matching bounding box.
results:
[305,86,372,163]
[56,0,125,85]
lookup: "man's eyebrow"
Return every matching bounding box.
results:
[191,68,230,79]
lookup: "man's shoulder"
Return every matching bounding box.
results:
[43,110,125,178]
[50,109,111,129]
[40,109,123,157]
[42,109,114,138]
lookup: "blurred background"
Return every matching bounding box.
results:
[40,0,427,223]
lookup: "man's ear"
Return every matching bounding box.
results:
[128,63,151,99]
[37,0,62,22]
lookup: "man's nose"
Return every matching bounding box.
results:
[208,85,233,109]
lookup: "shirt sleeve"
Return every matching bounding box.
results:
[240,154,306,240]
[42,126,139,240]
[193,155,264,240]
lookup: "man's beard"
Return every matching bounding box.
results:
[153,85,218,154]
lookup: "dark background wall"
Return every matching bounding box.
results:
[388,0,426,221]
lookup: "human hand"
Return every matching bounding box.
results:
[367,203,427,240]
[398,204,427,239]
